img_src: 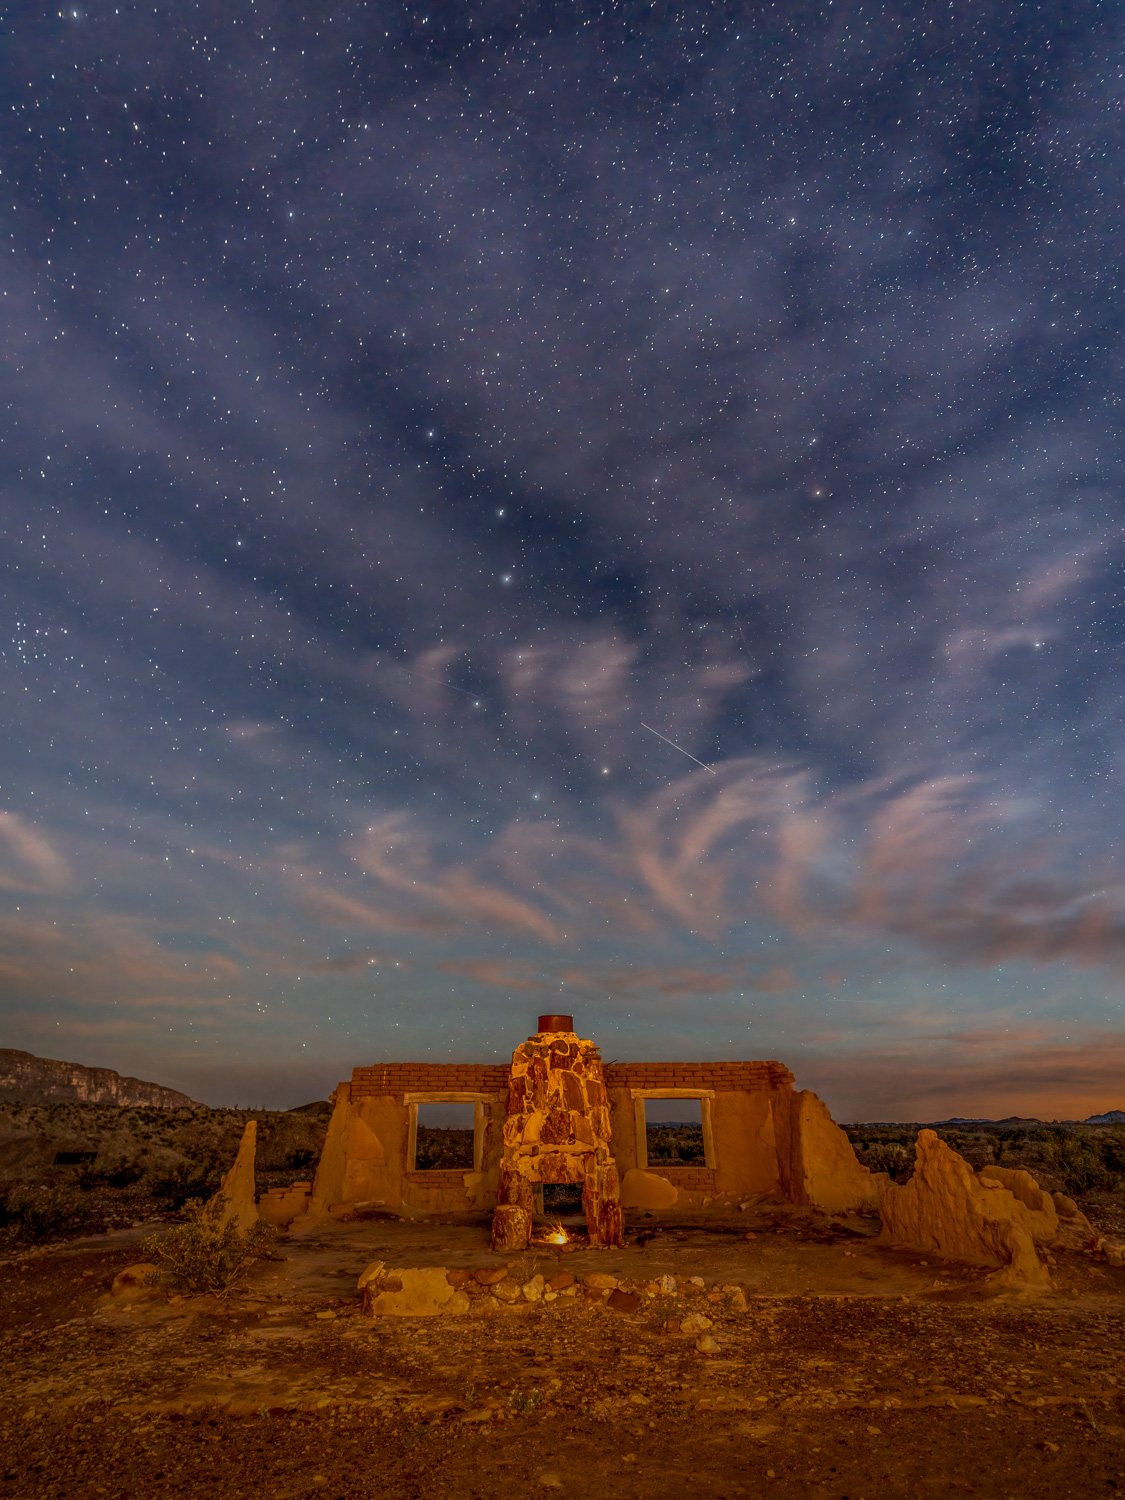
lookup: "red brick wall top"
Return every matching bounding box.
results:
[347,1059,794,1096]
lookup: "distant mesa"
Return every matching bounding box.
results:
[0,1047,198,1108]
[925,1112,1124,1127]
[288,1099,332,1116]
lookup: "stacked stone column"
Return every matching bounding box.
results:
[491,1027,624,1252]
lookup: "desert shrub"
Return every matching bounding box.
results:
[856,1140,914,1179]
[0,1186,95,1243]
[149,1162,223,1209]
[1044,1132,1121,1195]
[140,1195,276,1296]
[77,1155,145,1191]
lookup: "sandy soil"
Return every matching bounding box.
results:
[2,1201,1124,1499]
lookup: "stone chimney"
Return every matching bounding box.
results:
[490,1017,623,1251]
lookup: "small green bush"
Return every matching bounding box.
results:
[140,1194,276,1296]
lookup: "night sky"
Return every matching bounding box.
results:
[3,2,1124,1119]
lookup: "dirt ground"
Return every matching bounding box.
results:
[2,1201,1124,1499]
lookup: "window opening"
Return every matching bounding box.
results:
[414,1101,475,1170]
[644,1096,706,1165]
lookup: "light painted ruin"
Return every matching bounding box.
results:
[277,1015,885,1244]
[205,1014,1113,1288]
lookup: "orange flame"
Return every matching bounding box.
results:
[544,1221,568,1246]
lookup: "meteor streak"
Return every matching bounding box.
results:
[640,722,717,773]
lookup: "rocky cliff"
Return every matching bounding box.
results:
[0,1048,197,1108]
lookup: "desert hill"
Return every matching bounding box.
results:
[0,1048,197,1109]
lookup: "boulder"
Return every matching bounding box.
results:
[362,1266,456,1317]
[111,1263,157,1298]
[207,1119,259,1232]
[880,1131,1050,1288]
[620,1168,679,1210]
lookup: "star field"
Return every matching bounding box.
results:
[1,1,1124,1116]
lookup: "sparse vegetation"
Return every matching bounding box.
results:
[414,1125,475,1170]
[646,1123,706,1164]
[0,1184,97,1243]
[140,1195,277,1296]
[0,1097,328,1238]
[844,1120,1125,1230]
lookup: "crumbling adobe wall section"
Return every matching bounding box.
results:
[304,1070,509,1221]
[779,1089,888,1213]
[607,1060,795,1206]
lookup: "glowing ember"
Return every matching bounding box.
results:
[544,1222,569,1245]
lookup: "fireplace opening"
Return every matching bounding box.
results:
[540,1181,584,1216]
[413,1100,475,1170]
[645,1095,706,1164]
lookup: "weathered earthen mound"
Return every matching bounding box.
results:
[880,1130,1051,1288]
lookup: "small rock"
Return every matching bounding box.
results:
[538,1474,563,1489]
[522,1278,543,1302]
[607,1288,641,1314]
[446,1290,472,1315]
[445,1269,469,1287]
[655,1273,678,1294]
[474,1267,509,1285]
[492,1279,523,1303]
[663,1319,681,1333]
[695,1334,721,1355]
[583,1272,618,1291]
[867,1425,882,1435]
[745,1232,757,1241]
[721,1284,749,1313]
[680,1312,713,1335]
[356,1260,386,1291]
[686,1276,705,1288]
[547,1272,575,1290]
[1041,1441,1060,1453]
[315,1309,337,1321]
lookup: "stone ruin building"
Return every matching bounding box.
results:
[264,1015,885,1248]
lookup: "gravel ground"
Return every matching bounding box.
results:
[2,1208,1124,1498]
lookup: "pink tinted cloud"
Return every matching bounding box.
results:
[0,812,71,893]
[437,958,550,991]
